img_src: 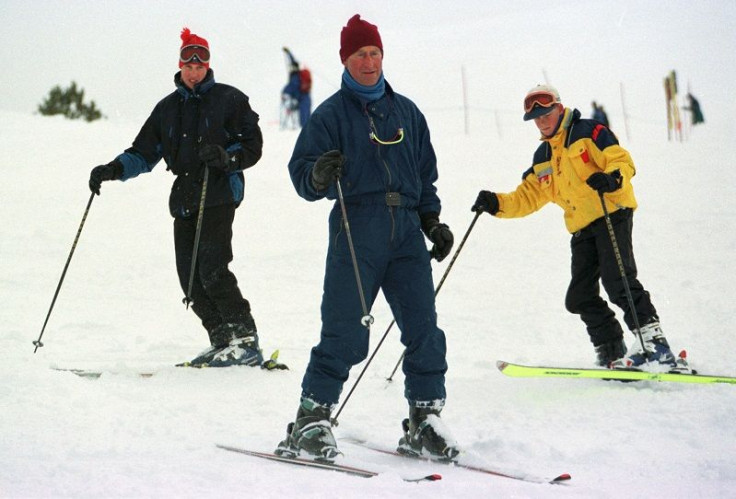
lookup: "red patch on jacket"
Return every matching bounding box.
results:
[581,150,590,163]
[536,166,553,184]
[592,124,604,141]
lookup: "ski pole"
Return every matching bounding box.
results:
[385,211,482,382]
[330,177,385,427]
[598,192,648,355]
[183,166,209,308]
[335,177,374,329]
[33,192,95,352]
[333,212,480,424]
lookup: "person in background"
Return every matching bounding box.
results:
[88,28,266,368]
[685,93,705,125]
[276,14,459,462]
[282,47,312,128]
[591,101,609,127]
[472,85,688,372]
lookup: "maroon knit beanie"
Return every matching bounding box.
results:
[179,27,210,69]
[339,14,383,62]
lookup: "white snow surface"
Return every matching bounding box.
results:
[3,2,736,497]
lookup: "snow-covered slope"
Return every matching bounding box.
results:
[3,1,736,497]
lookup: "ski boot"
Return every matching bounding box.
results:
[610,322,678,371]
[187,313,263,367]
[180,322,232,367]
[275,398,341,463]
[207,326,263,367]
[594,338,627,367]
[397,405,460,462]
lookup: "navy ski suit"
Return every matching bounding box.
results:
[288,80,448,407]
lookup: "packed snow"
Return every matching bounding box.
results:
[3,1,736,497]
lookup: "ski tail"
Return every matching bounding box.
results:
[216,444,441,482]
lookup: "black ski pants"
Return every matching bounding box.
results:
[565,208,658,346]
[174,203,250,337]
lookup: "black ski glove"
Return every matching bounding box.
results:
[311,150,346,191]
[89,160,123,195]
[472,190,499,215]
[421,213,454,262]
[199,144,238,172]
[586,171,622,194]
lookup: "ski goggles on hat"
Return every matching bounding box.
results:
[523,90,558,114]
[180,45,210,64]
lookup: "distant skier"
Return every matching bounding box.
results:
[88,27,266,368]
[281,47,312,128]
[685,93,705,125]
[472,84,688,372]
[591,101,609,127]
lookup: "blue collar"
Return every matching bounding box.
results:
[342,69,385,103]
[175,68,216,98]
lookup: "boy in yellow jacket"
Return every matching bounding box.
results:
[472,85,685,371]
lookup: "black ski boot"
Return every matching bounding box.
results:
[397,406,459,461]
[594,338,627,367]
[275,398,341,462]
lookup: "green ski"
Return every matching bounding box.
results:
[496,360,736,385]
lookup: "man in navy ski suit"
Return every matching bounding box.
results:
[276,14,459,463]
[88,28,265,367]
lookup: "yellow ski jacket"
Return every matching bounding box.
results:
[496,108,637,233]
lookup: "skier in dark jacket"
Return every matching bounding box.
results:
[88,27,265,367]
[685,93,705,125]
[276,14,459,463]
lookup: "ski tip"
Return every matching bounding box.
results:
[262,350,290,371]
[551,473,572,483]
[496,360,508,370]
[426,473,443,481]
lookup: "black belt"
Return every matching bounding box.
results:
[343,192,412,208]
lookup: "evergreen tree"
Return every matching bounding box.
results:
[37,81,104,122]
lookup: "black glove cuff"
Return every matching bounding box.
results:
[110,160,124,180]
[221,151,242,172]
[312,173,331,192]
[420,212,440,239]
[611,170,622,189]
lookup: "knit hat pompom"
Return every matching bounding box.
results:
[181,27,192,43]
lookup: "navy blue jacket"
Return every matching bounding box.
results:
[288,80,441,217]
[115,70,263,218]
